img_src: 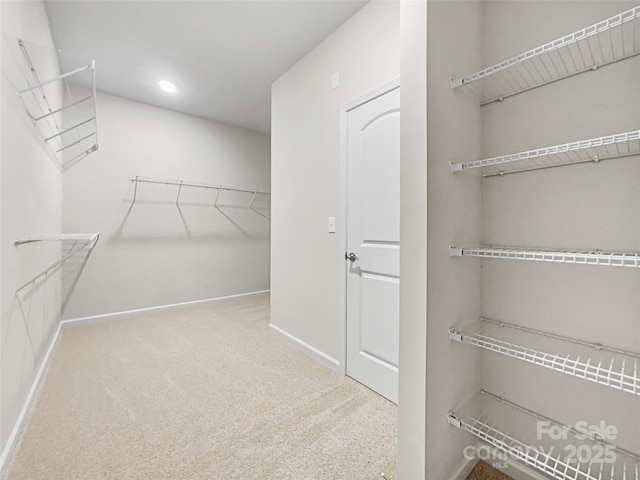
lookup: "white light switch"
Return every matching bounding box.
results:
[331,72,340,90]
[328,216,336,233]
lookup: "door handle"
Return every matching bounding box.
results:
[345,252,358,262]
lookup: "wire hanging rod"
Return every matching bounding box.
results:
[130,175,271,195]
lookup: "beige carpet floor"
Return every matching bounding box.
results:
[6,294,397,480]
[466,461,512,480]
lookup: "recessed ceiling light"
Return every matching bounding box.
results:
[158,80,176,93]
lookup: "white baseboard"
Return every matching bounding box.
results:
[449,456,477,480]
[451,450,548,480]
[0,289,270,476]
[0,321,64,476]
[498,456,549,480]
[61,290,270,327]
[268,323,340,372]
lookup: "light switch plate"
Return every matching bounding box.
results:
[328,216,336,233]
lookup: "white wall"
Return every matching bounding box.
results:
[1,0,63,464]
[270,0,400,365]
[397,0,427,478]
[425,1,483,478]
[62,90,271,319]
[480,0,640,456]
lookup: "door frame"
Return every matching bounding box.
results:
[338,78,401,376]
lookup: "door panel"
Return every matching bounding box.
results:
[361,118,401,243]
[346,86,400,403]
[361,274,400,367]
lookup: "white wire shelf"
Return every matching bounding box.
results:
[448,390,640,480]
[450,246,640,268]
[17,39,99,168]
[450,130,640,177]
[130,175,271,208]
[14,234,100,294]
[449,318,640,396]
[450,6,640,106]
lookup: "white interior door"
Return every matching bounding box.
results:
[346,86,400,403]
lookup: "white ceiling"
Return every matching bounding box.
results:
[44,0,368,133]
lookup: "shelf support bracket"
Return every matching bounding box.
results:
[132,176,139,206]
[448,328,463,342]
[450,162,464,173]
[449,246,463,257]
[449,77,464,90]
[176,181,183,206]
[249,190,258,209]
[447,411,461,428]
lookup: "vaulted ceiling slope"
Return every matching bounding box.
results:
[45,0,367,133]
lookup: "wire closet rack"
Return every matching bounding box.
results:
[450,6,640,106]
[450,130,640,177]
[448,390,640,480]
[449,318,640,396]
[130,175,271,208]
[449,246,640,268]
[13,234,100,295]
[17,40,98,168]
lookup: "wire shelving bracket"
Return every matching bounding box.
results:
[449,317,640,396]
[449,245,640,268]
[450,130,640,177]
[130,175,271,209]
[17,39,99,168]
[450,6,640,106]
[448,390,640,480]
[13,234,100,295]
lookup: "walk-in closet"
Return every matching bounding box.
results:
[1,1,638,479]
